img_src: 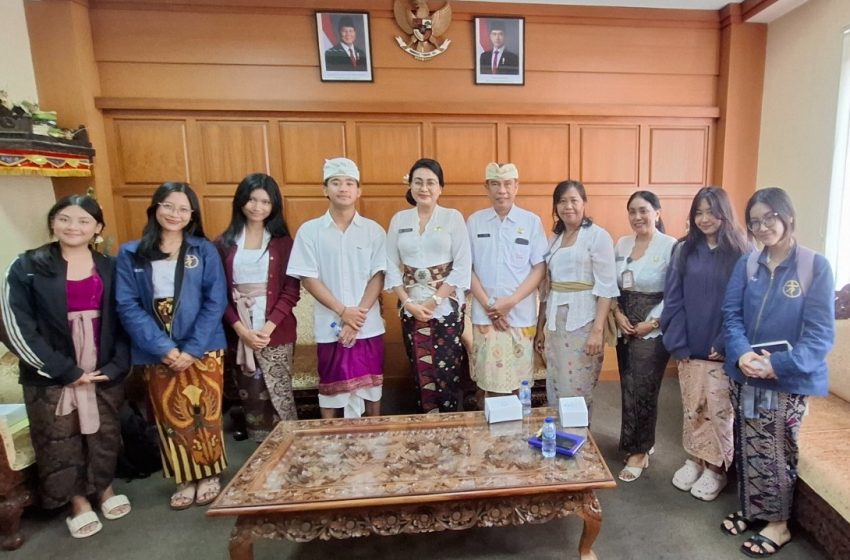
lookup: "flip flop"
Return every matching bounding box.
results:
[741,533,789,557]
[100,494,131,520]
[721,512,767,536]
[66,510,102,539]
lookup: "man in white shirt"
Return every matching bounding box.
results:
[467,163,546,405]
[287,158,386,418]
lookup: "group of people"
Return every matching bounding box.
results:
[0,155,835,558]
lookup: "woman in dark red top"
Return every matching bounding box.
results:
[215,173,300,442]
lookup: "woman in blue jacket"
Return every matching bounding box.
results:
[116,182,228,510]
[721,187,834,557]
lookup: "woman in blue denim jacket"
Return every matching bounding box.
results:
[116,182,228,511]
[721,187,835,557]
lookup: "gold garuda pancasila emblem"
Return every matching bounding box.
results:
[393,0,452,61]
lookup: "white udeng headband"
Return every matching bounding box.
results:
[485,162,518,180]
[323,157,360,182]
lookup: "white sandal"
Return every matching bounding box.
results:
[690,468,727,501]
[672,459,704,491]
[618,454,650,482]
[100,494,131,520]
[66,510,103,539]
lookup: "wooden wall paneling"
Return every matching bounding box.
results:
[279,121,348,185]
[202,195,234,240]
[197,120,270,184]
[578,124,640,185]
[638,124,651,186]
[432,123,498,184]
[284,197,336,236]
[441,194,493,220]
[355,122,423,184]
[507,124,571,184]
[119,194,155,242]
[358,196,405,232]
[569,124,581,180]
[113,119,189,184]
[647,126,710,185]
[265,118,284,186]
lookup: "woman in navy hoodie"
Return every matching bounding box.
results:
[116,182,228,510]
[721,187,834,557]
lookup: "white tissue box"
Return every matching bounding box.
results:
[484,395,523,424]
[559,397,589,428]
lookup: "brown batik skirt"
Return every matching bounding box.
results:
[23,382,124,509]
[145,298,227,484]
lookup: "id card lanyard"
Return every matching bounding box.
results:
[621,259,635,289]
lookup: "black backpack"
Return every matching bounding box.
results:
[115,401,162,479]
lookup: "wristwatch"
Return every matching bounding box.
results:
[487,296,497,308]
[649,319,660,329]
[431,294,444,305]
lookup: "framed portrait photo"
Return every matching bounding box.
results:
[474,17,524,86]
[316,11,373,82]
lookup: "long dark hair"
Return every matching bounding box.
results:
[405,158,444,206]
[627,190,666,234]
[31,194,105,275]
[744,187,796,241]
[136,182,206,261]
[219,173,290,249]
[551,179,593,235]
[677,186,748,275]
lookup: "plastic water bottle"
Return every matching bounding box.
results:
[330,321,342,338]
[541,416,557,458]
[518,380,532,417]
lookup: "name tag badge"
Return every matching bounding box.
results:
[514,237,529,245]
[477,233,491,238]
[398,228,413,234]
[621,270,635,289]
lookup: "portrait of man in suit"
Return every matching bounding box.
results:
[479,20,519,75]
[324,16,368,72]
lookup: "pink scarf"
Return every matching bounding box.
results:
[233,283,267,373]
[55,310,101,434]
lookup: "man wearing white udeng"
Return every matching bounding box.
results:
[467,163,546,406]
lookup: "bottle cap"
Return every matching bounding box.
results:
[521,380,529,385]
[545,416,554,423]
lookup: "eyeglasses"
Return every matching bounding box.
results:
[157,202,193,217]
[748,212,780,232]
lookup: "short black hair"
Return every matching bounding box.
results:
[338,16,356,33]
[489,20,506,33]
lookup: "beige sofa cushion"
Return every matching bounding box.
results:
[829,320,850,401]
[799,394,850,521]
[0,343,23,404]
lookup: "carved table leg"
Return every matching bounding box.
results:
[576,491,602,560]
[229,517,255,560]
[0,488,30,551]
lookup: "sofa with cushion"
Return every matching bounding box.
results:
[793,316,850,559]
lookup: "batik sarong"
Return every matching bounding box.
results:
[402,300,466,413]
[24,383,123,509]
[236,343,297,442]
[617,290,670,454]
[145,298,227,484]
[731,380,807,522]
[471,325,535,394]
[544,306,604,415]
[678,359,734,469]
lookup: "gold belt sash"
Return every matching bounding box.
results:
[549,280,617,346]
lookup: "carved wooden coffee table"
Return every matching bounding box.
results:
[207,408,616,560]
